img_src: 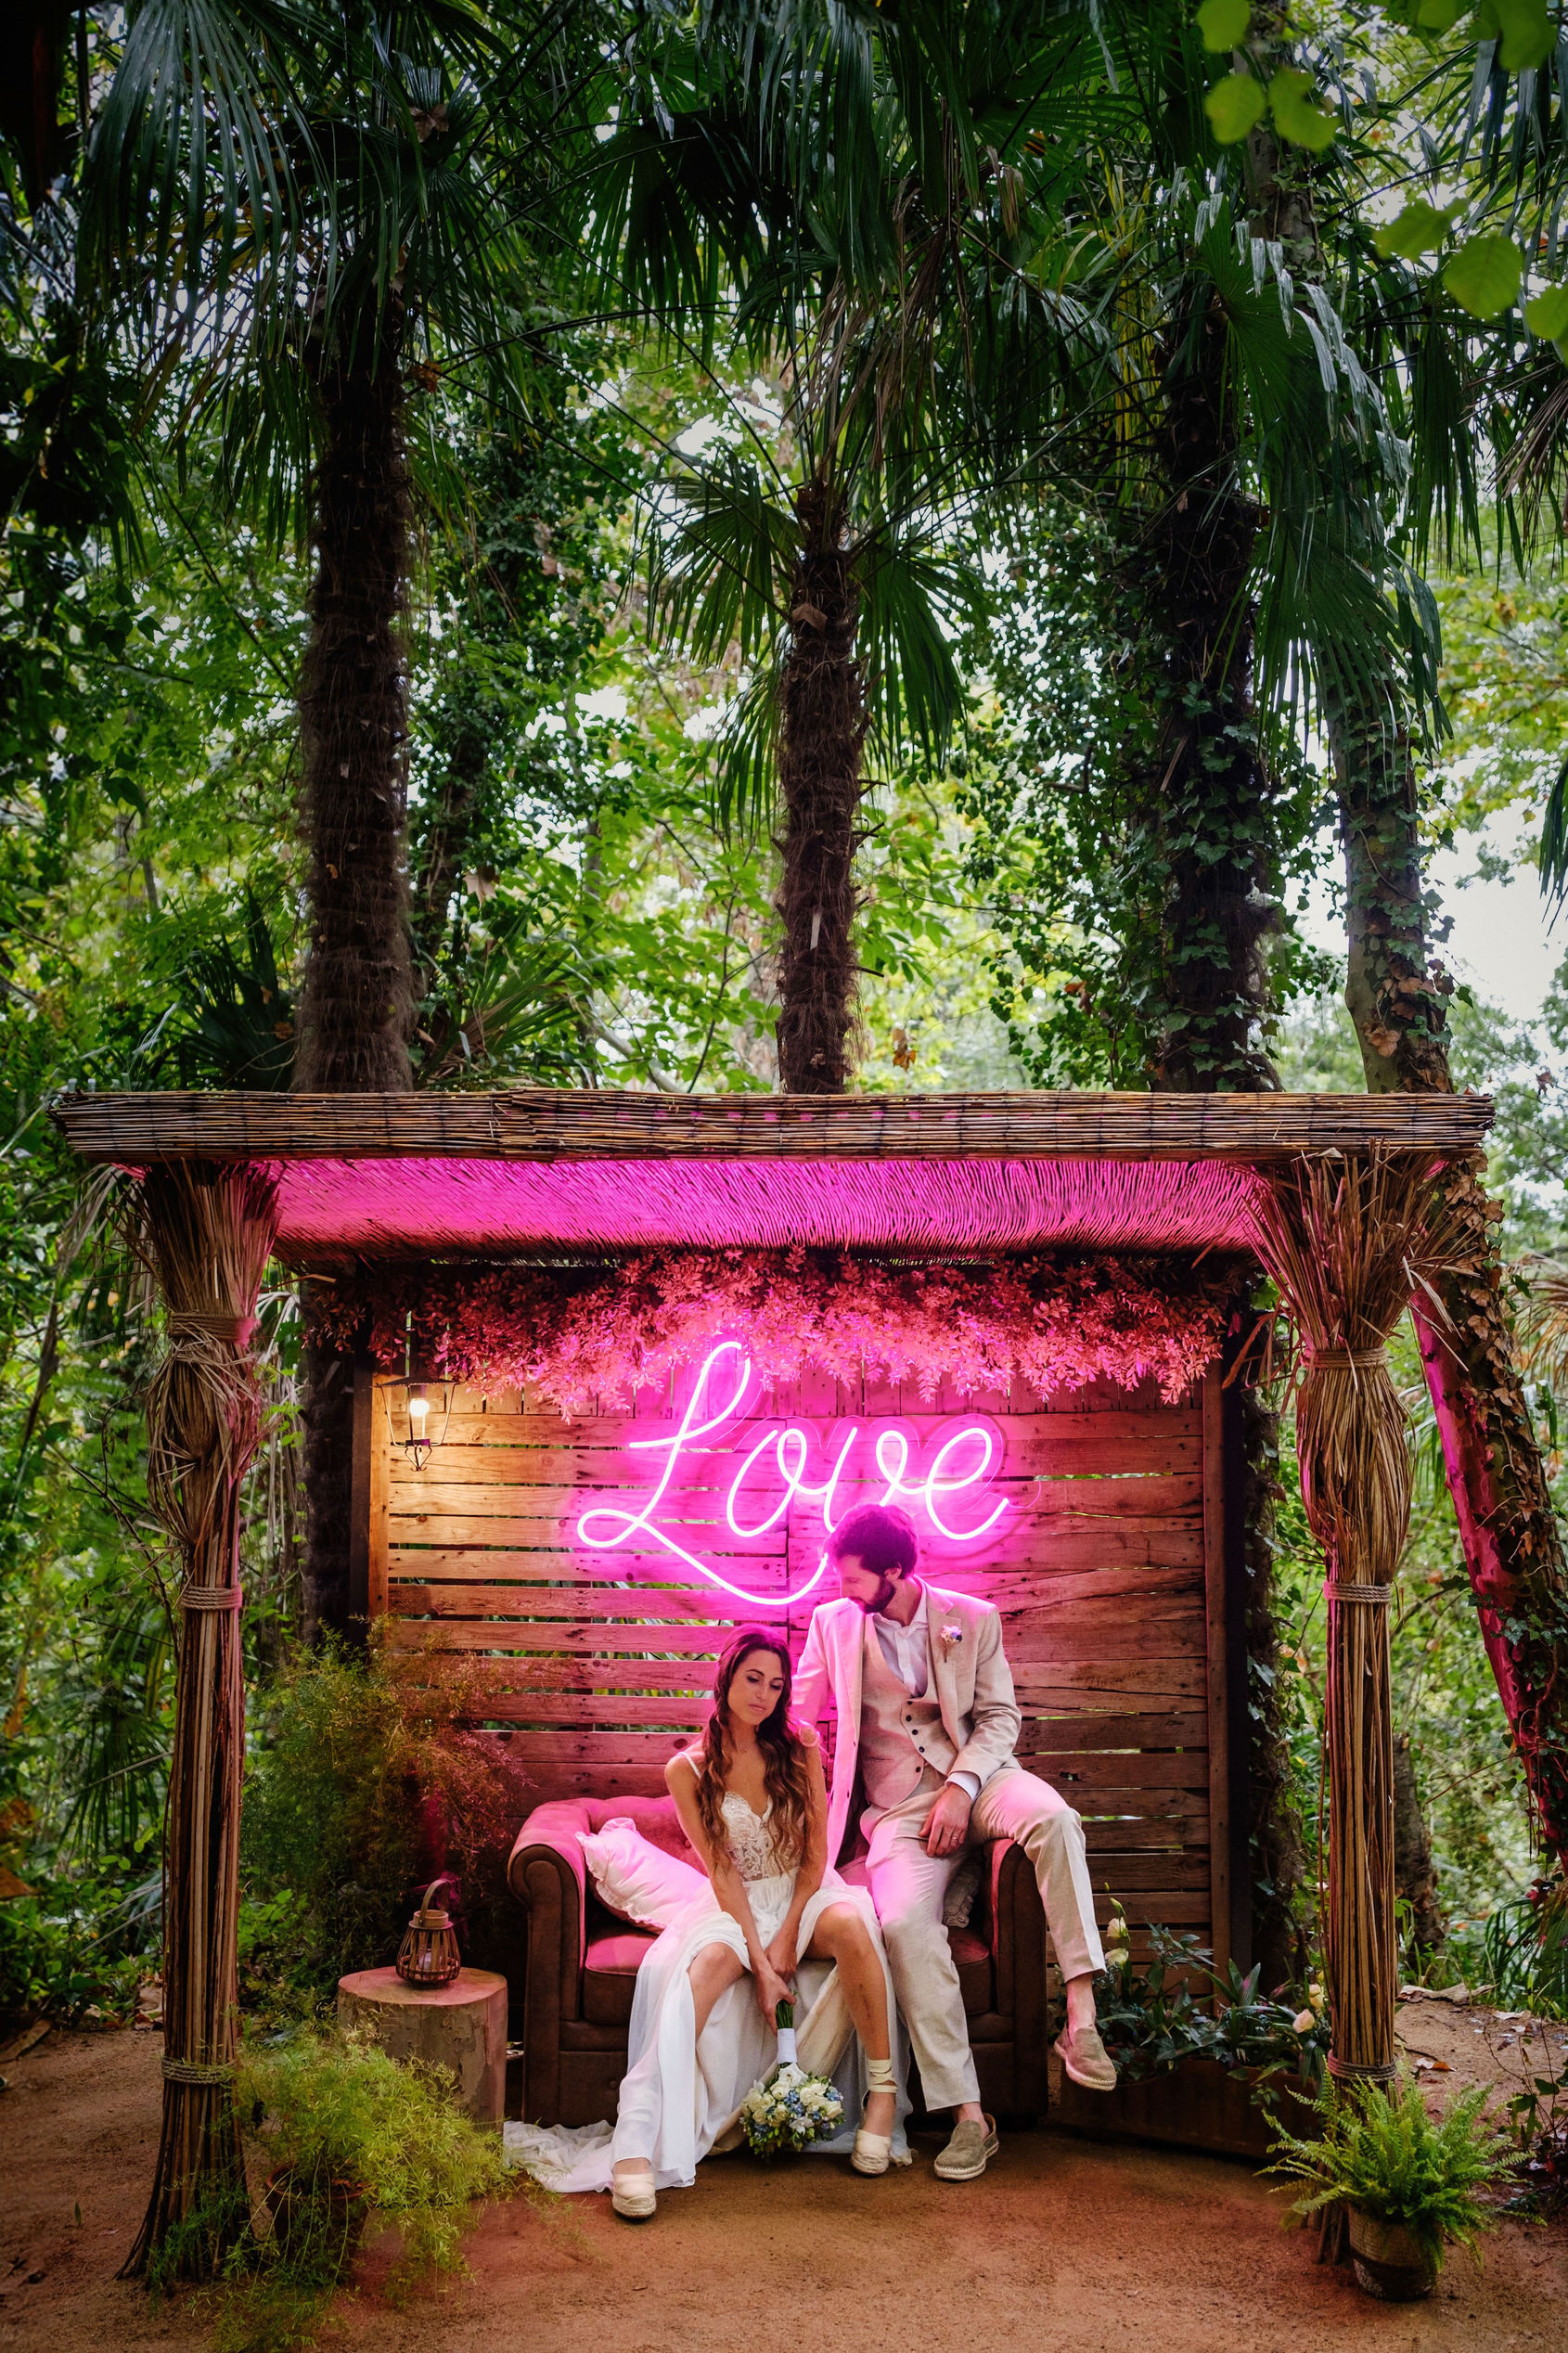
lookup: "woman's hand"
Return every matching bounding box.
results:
[765,1925,799,1980]
[754,1956,793,2029]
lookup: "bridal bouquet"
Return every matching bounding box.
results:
[738,2002,843,2158]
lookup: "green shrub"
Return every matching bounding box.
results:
[1093,1917,1330,2102]
[202,2024,513,2348]
[240,1629,532,2004]
[1266,2075,1516,2270]
[238,2025,509,2281]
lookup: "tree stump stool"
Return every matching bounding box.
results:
[337,1967,508,2126]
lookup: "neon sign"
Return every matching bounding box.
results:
[574,1342,1009,1610]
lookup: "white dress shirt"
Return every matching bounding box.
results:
[872,1583,980,1802]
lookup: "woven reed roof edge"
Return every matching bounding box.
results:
[53,1087,1495,1164]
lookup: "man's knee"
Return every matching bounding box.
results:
[1009,1785,1086,1857]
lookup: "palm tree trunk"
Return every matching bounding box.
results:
[1137,288,1302,1985]
[294,317,415,1089]
[1143,289,1281,1093]
[774,478,867,1094]
[294,313,416,1636]
[1330,684,1568,1866]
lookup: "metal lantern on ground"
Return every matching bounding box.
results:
[396,1875,461,1989]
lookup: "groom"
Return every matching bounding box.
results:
[793,1499,1117,2180]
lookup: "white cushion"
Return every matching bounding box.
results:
[579,1818,708,1928]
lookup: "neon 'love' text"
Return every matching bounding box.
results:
[574,1342,1009,1609]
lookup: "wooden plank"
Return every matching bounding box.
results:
[1091,1892,1211,1927]
[383,1519,1204,1572]
[367,1359,390,1620]
[384,1511,790,1555]
[384,1471,1204,1526]
[376,1561,1208,1606]
[1075,1850,1208,1889]
[411,1414,1205,1474]
[1019,1709,1208,1750]
[1072,1786,1210,1821]
[395,1661,727,1695]
[1009,1620,1207,1664]
[351,1358,373,1622]
[384,1600,1202,1664]
[399,1640,1206,1696]
[405,1695,714,1726]
[386,1553,762,1588]
[385,1619,747,1659]
[1082,1822,1202,1856]
[1035,1751,1212,1791]
[383,1582,783,1619]
[1202,1361,1230,1981]
[985,1565,1203,1610]
[58,1085,1496,1166]
[1010,1660,1207,1697]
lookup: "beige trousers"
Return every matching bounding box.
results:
[864,1767,1106,2112]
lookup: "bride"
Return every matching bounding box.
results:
[508,1627,907,2218]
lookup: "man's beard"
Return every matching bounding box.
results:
[856,1574,900,1617]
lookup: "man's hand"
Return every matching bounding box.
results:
[922,1781,972,1858]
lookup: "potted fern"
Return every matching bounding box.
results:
[1266,2076,1515,2300]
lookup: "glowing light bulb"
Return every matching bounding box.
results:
[407,1384,429,1428]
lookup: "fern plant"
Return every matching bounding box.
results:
[1266,2077,1516,2270]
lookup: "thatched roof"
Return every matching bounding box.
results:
[53,1087,1493,1270]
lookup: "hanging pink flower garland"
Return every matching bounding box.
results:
[309,1251,1234,1416]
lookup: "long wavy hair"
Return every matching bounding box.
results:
[693,1627,813,1871]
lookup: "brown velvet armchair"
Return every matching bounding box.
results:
[506,1793,1050,2127]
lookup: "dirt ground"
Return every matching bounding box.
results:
[2,2008,1564,2353]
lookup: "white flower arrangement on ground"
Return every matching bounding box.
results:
[739,2001,844,2158]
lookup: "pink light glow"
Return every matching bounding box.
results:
[574,1342,1009,1609]
[272,1152,1265,1265]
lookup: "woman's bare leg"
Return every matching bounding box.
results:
[804,1903,896,2138]
[612,1940,746,2184]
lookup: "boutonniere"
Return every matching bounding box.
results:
[939,1623,964,1653]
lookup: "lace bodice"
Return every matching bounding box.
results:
[720,1789,788,1882]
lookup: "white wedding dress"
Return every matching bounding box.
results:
[504,1787,911,2192]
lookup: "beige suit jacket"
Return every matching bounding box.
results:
[793,1585,1022,1866]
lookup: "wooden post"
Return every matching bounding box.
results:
[1246,1150,1454,2098]
[1323,1575,1396,2086]
[1202,1363,1232,1984]
[122,1161,278,2281]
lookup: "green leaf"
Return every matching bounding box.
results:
[1494,0,1555,71]
[1401,0,1465,29]
[1204,71,1267,142]
[1196,0,1251,49]
[1525,285,1568,340]
[1443,233,1523,318]
[1267,67,1336,152]
[1372,199,1459,260]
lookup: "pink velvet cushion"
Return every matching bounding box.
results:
[579,1817,709,1929]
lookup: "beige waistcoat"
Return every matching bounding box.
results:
[856,1615,958,1817]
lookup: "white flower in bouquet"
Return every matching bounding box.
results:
[739,2001,844,2158]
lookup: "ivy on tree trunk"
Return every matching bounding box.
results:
[293,312,416,1635]
[774,479,867,1095]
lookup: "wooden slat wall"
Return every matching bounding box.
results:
[371,1367,1230,1972]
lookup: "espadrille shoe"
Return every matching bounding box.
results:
[933,2113,999,2181]
[1054,2023,1118,2091]
[610,2165,657,2221]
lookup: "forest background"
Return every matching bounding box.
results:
[5,0,1568,2027]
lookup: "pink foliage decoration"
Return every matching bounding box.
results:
[309,1251,1232,1414]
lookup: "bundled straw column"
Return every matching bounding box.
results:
[123,1161,278,2280]
[1249,1149,1457,2089]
